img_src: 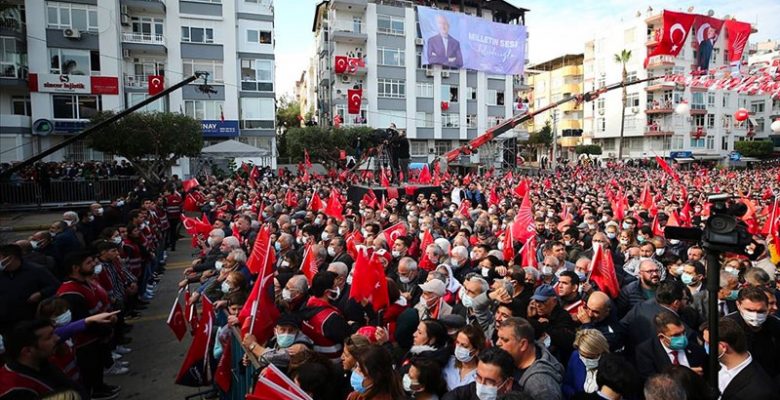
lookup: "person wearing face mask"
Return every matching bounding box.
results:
[712,318,778,400]
[562,228,585,264]
[396,257,427,306]
[635,311,707,382]
[242,313,313,371]
[415,279,453,321]
[442,325,486,391]
[403,357,447,399]
[280,274,309,313]
[50,220,83,261]
[387,237,412,280]
[329,236,354,267]
[692,271,739,324]
[725,286,780,381]
[679,261,706,296]
[348,344,405,400]
[274,233,295,269]
[562,329,610,398]
[443,346,516,400]
[0,244,60,336]
[298,271,350,361]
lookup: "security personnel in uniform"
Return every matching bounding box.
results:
[299,271,349,361]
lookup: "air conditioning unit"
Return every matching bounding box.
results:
[415,37,424,45]
[120,14,131,26]
[598,109,605,115]
[340,74,350,83]
[442,71,450,78]
[63,28,81,39]
[425,69,434,77]
[631,106,639,114]
[122,49,131,58]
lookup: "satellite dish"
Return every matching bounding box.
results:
[707,9,715,16]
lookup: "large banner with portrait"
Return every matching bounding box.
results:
[417,6,527,75]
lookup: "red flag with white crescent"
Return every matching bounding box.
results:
[334,56,347,74]
[347,89,363,114]
[148,75,164,95]
[644,10,696,67]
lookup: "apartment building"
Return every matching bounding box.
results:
[310,0,529,164]
[583,8,770,161]
[525,54,584,159]
[0,0,276,164]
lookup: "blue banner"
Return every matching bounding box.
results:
[418,6,527,75]
[201,120,239,137]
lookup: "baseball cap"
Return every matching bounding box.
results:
[419,279,446,297]
[531,284,556,302]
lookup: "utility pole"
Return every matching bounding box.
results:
[551,108,559,169]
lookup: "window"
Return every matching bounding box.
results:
[626,93,640,108]
[486,89,497,106]
[49,48,98,75]
[706,114,715,129]
[597,77,605,88]
[466,87,476,100]
[488,116,503,126]
[626,71,638,83]
[377,47,404,66]
[597,98,605,112]
[435,141,450,155]
[750,101,765,114]
[181,27,214,43]
[441,85,458,102]
[442,113,459,128]
[336,105,367,126]
[721,136,728,151]
[415,112,433,128]
[707,93,716,107]
[240,59,273,91]
[128,93,164,113]
[377,15,404,35]
[706,135,714,150]
[130,16,163,41]
[183,59,223,83]
[756,118,765,132]
[377,78,405,98]
[416,82,433,98]
[722,115,732,129]
[410,140,428,155]
[240,98,274,128]
[46,2,98,32]
[466,114,477,128]
[597,117,606,132]
[187,0,221,3]
[624,115,636,129]
[690,137,705,148]
[722,93,730,108]
[247,29,272,44]
[671,136,684,149]
[0,37,25,78]
[496,90,505,106]
[691,92,705,109]
[184,99,224,120]
[52,95,101,119]
[693,115,705,127]
[12,96,30,116]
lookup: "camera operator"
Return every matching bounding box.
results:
[387,123,409,183]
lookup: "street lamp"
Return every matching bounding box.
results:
[675,100,690,115]
[771,118,780,134]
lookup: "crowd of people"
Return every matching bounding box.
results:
[2,162,780,400]
[0,182,184,399]
[0,161,137,183]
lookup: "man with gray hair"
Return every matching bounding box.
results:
[692,270,738,321]
[326,261,366,323]
[396,257,426,306]
[281,274,309,312]
[450,245,474,281]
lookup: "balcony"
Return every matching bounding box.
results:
[646,30,660,47]
[331,21,367,44]
[0,61,28,87]
[645,80,677,91]
[559,101,581,112]
[646,55,676,69]
[645,12,662,24]
[690,104,707,115]
[124,74,149,88]
[559,65,583,77]
[645,101,674,114]
[331,0,367,11]
[645,126,673,136]
[122,32,167,55]
[559,119,581,130]
[121,0,166,14]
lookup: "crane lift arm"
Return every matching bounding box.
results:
[441,76,659,163]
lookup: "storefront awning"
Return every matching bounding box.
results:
[674,157,695,163]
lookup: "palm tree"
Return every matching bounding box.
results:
[614,49,632,160]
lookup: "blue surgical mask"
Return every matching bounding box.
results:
[704,342,710,355]
[350,369,367,394]
[475,382,499,400]
[725,289,739,301]
[274,242,282,252]
[681,272,695,285]
[461,294,474,309]
[666,334,688,350]
[276,333,295,348]
[220,281,231,293]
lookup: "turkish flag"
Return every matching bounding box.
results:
[588,244,620,299]
[148,75,164,95]
[183,194,199,212]
[724,19,752,65]
[502,225,515,264]
[382,222,407,245]
[246,226,274,275]
[761,198,780,236]
[325,189,343,220]
[369,252,390,311]
[347,89,362,114]
[655,156,680,182]
[309,191,323,212]
[418,164,432,184]
[260,364,313,400]
[513,179,529,198]
[175,298,213,387]
[304,149,312,169]
[240,229,279,344]
[182,178,200,193]
[347,57,362,74]
[692,15,724,47]
[166,292,187,341]
[511,194,535,243]
[488,187,499,207]
[418,230,435,271]
[300,244,317,285]
[644,10,696,67]
[334,56,348,74]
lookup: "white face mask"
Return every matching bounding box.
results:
[30,240,40,249]
[215,261,224,271]
[669,239,680,245]
[339,227,348,236]
[207,237,216,247]
[454,345,475,362]
[497,241,504,250]
[0,256,9,271]
[221,281,231,293]
[542,266,553,275]
[96,207,104,215]
[282,288,293,301]
[740,309,768,327]
[116,200,125,207]
[93,264,103,275]
[580,355,600,370]
[321,232,330,241]
[655,248,665,256]
[475,382,500,400]
[54,310,72,327]
[399,276,411,284]
[391,250,401,258]
[327,247,336,257]
[112,236,123,245]
[64,219,73,227]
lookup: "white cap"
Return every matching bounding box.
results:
[419,279,446,297]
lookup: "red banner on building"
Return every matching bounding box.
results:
[335,56,347,74]
[724,20,752,65]
[148,75,165,95]
[347,89,362,114]
[644,10,696,67]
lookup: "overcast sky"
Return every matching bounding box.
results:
[274,0,780,97]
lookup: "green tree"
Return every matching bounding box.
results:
[614,49,632,160]
[276,96,301,133]
[735,140,774,158]
[526,120,553,147]
[88,111,203,186]
[575,144,603,155]
[282,126,378,165]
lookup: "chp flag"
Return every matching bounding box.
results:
[347,89,363,114]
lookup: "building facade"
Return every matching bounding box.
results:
[583,9,771,162]
[310,0,528,164]
[0,0,276,164]
[525,54,584,160]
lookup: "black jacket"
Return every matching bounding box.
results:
[635,336,707,382]
[528,304,579,365]
[725,312,780,381]
[393,136,410,159]
[720,359,779,400]
[620,300,697,359]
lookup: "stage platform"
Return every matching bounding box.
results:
[347,184,443,204]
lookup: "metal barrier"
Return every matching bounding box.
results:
[225,333,257,400]
[0,178,137,208]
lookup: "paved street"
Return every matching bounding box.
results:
[108,241,205,399]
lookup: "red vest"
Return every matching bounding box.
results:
[123,239,143,274]
[50,340,79,382]
[0,364,54,398]
[57,279,105,347]
[301,297,343,359]
[165,193,183,219]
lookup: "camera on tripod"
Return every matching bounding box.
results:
[664,194,753,254]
